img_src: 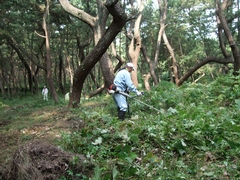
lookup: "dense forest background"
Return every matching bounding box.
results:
[0,0,240,105]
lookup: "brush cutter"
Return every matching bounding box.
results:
[118,91,161,113]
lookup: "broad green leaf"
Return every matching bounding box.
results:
[93,166,101,180]
[112,166,118,179]
[125,152,137,163]
[130,134,140,143]
[203,172,214,176]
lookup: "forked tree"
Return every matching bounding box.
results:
[60,0,129,108]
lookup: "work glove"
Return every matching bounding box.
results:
[136,90,143,96]
[108,90,115,94]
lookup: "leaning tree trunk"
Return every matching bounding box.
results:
[176,0,238,87]
[60,0,117,102]
[8,41,34,93]
[68,1,128,108]
[216,3,240,73]
[177,56,234,86]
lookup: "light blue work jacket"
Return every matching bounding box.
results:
[112,69,138,111]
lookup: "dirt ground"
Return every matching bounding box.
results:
[0,105,88,180]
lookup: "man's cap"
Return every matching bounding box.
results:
[126,62,135,70]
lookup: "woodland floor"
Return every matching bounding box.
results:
[0,103,89,179]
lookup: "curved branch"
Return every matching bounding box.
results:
[59,0,97,27]
[177,56,234,86]
[34,30,46,38]
[8,35,45,70]
[69,0,128,108]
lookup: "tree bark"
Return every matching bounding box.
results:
[155,0,167,74]
[143,73,151,91]
[42,0,59,103]
[216,2,240,73]
[177,56,234,86]
[0,52,6,97]
[141,44,158,86]
[163,31,179,84]
[58,51,65,94]
[8,41,34,93]
[65,0,128,108]
[59,0,115,99]
[128,0,144,87]
[0,78,5,97]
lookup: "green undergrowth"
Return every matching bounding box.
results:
[58,74,240,180]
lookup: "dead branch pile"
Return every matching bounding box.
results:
[1,141,87,180]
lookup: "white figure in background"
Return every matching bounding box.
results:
[42,86,48,101]
[65,92,69,101]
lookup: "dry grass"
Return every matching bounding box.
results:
[2,140,86,180]
[0,104,87,179]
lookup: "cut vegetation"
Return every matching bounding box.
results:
[0,75,240,179]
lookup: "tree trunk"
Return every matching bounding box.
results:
[57,36,65,94]
[128,0,144,87]
[3,73,11,98]
[94,1,115,89]
[59,0,115,100]
[0,78,5,97]
[177,56,234,86]
[42,0,59,103]
[67,1,128,108]
[143,73,151,91]
[8,41,34,93]
[58,51,65,94]
[216,2,240,73]
[163,31,179,84]
[141,44,158,86]
[154,0,167,79]
[9,51,17,97]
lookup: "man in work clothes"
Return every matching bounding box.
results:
[42,86,48,101]
[112,63,142,120]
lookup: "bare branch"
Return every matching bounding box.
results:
[34,30,46,38]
